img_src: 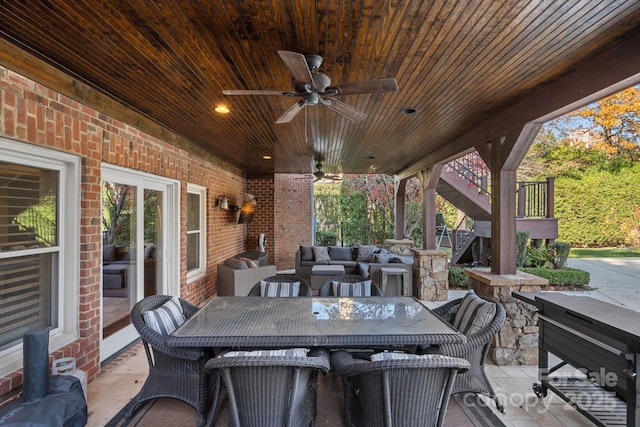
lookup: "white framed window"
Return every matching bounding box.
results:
[0,138,80,377]
[186,183,206,282]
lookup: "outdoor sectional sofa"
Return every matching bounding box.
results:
[294,244,413,293]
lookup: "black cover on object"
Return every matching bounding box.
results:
[22,329,49,402]
[0,376,88,427]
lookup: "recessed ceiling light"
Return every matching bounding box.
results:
[215,106,230,114]
[401,108,417,114]
[262,155,272,160]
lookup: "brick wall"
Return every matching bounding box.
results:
[247,177,275,257]
[0,66,247,400]
[274,174,313,270]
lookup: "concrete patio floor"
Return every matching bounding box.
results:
[86,257,640,426]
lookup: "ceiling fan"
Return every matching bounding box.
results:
[313,163,342,182]
[223,50,398,123]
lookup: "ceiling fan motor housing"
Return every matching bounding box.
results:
[304,53,323,70]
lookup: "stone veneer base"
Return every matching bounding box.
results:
[464,268,548,366]
[411,249,449,301]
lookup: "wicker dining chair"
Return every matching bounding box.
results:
[129,295,220,427]
[318,274,384,296]
[431,293,506,412]
[247,274,313,296]
[331,350,470,427]
[205,348,330,427]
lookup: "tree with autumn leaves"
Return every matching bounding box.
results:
[571,85,640,157]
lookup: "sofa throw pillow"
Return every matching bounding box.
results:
[223,348,308,358]
[238,257,258,268]
[374,252,392,264]
[332,280,372,296]
[299,245,314,261]
[143,296,186,335]
[312,246,331,263]
[356,245,378,262]
[260,280,301,297]
[452,290,497,335]
[328,246,354,261]
[225,258,248,269]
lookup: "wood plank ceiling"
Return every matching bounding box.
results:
[0,1,639,177]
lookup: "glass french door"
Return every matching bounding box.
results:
[100,166,179,362]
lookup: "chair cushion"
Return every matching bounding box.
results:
[312,246,330,262]
[223,348,308,358]
[143,296,186,335]
[452,291,497,335]
[260,280,301,297]
[355,245,378,262]
[370,352,453,362]
[299,245,314,261]
[332,280,372,296]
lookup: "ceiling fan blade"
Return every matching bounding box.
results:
[275,101,305,124]
[326,78,398,96]
[323,99,367,122]
[277,50,314,88]
[222,89,288,96]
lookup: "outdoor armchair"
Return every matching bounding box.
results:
[204,347,330,427]
[247,274,312,296]
[431,293,506,412]
[319,274,384,296]
[129,295,220,427]
[331,350,470,427]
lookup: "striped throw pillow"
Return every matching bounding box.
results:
[143,296,186,335]
[223,348,308,358]
[260,280,301,297]
[331,280,372,296]
[452,291,496,335]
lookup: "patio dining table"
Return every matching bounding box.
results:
[167,296,465,349]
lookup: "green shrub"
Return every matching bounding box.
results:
[548,241,571,269]
[516,230,530,268]
[520,267,590,288]
[448,267,469,288]
[525,246,549,268]
[315,230,337,246]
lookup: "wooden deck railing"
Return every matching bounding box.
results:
[446,152,555,219]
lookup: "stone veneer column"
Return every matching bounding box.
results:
[384,239,414,255]
[464,268,548,366]
[411,249,449,301]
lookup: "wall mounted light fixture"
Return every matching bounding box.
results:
[214,194,229,210]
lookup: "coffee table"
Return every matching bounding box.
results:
[310,264,345,290]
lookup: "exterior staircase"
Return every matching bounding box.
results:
[438,152,557,264]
